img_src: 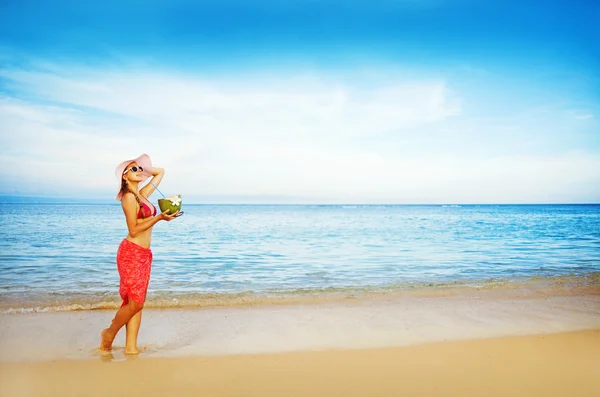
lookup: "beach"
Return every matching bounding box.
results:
[2,330,599,397]
[1,283,599,396]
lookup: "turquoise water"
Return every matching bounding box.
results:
[1,204,599,312]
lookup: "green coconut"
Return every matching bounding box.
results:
[158,194,182,214]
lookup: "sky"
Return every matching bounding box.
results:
[0,0,598,203]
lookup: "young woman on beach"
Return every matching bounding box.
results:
[100,154,181,354]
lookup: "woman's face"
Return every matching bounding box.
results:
[123,162,144,183]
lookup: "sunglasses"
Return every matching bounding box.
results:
[123,166,144,174]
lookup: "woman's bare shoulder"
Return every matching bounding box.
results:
[121,192,137,205]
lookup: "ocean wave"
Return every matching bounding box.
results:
[2,273,598,314]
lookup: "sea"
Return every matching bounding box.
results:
[1,203,599,313]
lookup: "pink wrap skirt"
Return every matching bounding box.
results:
[116,239,153,307]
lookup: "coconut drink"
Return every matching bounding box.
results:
[158,194,182,215]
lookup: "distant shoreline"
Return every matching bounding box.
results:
[1,196,599,206]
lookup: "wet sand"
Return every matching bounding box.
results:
[2,286,600,363]
[1,329,599,397]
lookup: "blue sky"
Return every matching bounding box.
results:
[0,0,598,203]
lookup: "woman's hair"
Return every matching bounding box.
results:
[120,178,141,206]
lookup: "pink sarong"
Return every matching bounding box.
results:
[116,239,153,307]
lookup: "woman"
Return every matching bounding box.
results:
[100,154,180,354]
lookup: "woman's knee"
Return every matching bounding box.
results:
[129,301,144,313]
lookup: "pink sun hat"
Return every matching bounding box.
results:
[115,153,153,201]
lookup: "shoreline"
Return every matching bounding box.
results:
[1,286,599,364]
[2,329,599,397]
[2,272,599,314]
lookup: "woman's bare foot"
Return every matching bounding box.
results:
[100,328,115,351]
[124,347,140,355]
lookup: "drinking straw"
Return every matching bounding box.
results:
[149,181,166,198]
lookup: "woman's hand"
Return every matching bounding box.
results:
[151,167,164,176]
[159,209,181,221]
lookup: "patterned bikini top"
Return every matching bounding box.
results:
[137,198,157,219]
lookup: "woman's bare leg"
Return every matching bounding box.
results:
[125,310,142,354]
[100,301,143,351]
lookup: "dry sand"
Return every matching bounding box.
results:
[1,329,599,397]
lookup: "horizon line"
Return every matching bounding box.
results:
[0,196,598,206]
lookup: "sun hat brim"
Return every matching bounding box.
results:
[115,154,153,201]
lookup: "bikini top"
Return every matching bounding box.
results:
[137,197,157,219]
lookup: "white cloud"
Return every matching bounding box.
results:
[0,62,599,203]
[0,66,461,138]
[572,113,594,120]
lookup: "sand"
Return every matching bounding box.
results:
[1,330,599,397]
[1,285,599,396]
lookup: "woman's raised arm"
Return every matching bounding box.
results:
[140,167,165,198]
